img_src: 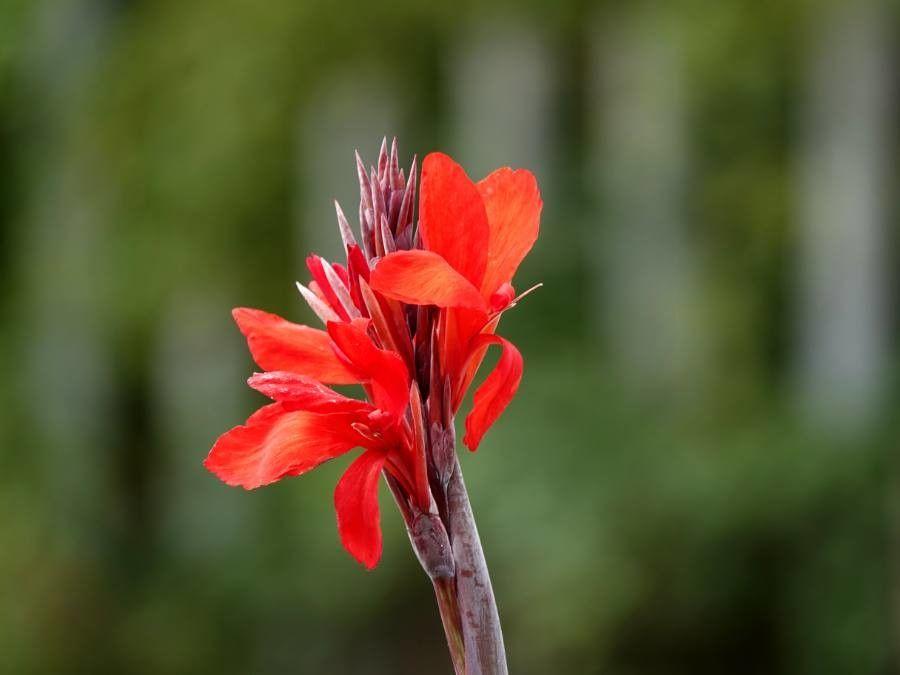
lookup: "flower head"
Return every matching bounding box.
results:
[205,139,541,568]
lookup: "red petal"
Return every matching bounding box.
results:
[204,403,360,489]
[477,167,542,297]
[347,244,371,282]
[347,244,371,316]
[370,250,487,311]
[326,319,410,419]
[333,262,350,289]
[247,371,372,414]
[232,308,360,384]
[334,449,386,569]
[357,277,415,368]
[419,153,489,288]
[441,307,492,409]
[463,336,523,451]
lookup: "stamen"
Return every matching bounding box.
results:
[512,282,544,305]
[488,282,544,320]
[351,422,381,443]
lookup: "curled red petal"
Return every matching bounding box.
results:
[327,318,410,419]
[370,250,487,311]
[247,371,373,414]
[334,449,386,569]
[204,403,361,489]
[463,335,524,451]
[232,308,360,384]
[477,167,542,297]
[419,152,489,288]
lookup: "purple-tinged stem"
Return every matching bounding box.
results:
[445,455,508,674]
[433,577,466,675]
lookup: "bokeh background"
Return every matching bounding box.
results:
[1,0,898,672]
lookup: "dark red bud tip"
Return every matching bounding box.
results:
[410,512,454,580]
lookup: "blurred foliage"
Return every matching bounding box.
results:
[0,0,897,673]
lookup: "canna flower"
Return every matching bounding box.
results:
[204,140,541,573]
[370,152,542,449]
[205,311,426,569]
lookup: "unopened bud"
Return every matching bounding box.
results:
[409,512,454,580]
[430,422,456,487]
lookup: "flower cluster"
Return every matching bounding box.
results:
[205,139,542,569]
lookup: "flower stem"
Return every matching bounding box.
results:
[445,455,508,674]
[433,577,466,675]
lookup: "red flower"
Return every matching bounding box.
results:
[370,153,542,449]
[205,141,541,569]
[206,312,426,568]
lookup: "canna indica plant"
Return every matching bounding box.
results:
[205,139,541,674]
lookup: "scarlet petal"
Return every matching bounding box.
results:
[463,336,523,451]
[333,262,351,289]
[204,403,361,489]
[334,449,386,569]
[451,311,500,410]
[477,167,542,297]
[327,319,410,419]
[419,153,489,288]
[347,244,371,282]
[347,244,371,315]
[232,308,359,384]
[247,371,372,414]
[370,250,487,311]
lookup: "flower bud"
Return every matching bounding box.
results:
[430,422,456,487]
[409,512,454,580]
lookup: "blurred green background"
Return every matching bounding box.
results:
[1,0,898,673]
